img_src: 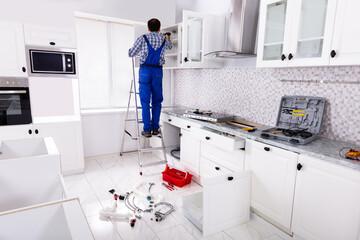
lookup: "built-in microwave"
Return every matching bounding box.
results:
[26,46,78,77]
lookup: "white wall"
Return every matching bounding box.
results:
[0,0,176,30]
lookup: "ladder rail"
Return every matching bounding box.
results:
[120,57,167,175]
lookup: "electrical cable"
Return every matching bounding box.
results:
[170,147,180,160]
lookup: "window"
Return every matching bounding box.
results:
[75,17,135,109]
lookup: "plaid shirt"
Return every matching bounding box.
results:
[128,32,172,66]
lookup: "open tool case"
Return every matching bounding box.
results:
[261,96,326,145]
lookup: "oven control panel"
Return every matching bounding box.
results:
[0,77,28,88]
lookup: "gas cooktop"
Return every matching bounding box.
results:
[182,109,235,122]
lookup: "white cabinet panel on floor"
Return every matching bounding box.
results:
[245,139,298,230]
[24,24,77,48]
[292,155,360,240]
[0,21,27,77]
[33,121,84,174]
[330,0,360,65]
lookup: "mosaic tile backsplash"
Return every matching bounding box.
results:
[174,66,360,146]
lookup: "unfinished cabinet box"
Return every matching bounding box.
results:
[183,171,250,237]
[163,23,182,68]
[245,139,298,232]
[292,155,360,240]
[0,21,27,77]
[0,198,93,240]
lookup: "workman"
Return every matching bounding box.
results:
[128,18,172,138]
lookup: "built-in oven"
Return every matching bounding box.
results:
[26,46,77,77]
[0,77,32,125]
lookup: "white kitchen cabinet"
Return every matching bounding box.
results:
[163,24,182,68]
[257,0,343,67]
[181,10,225,67]
[24,24,77,48]
[292,155,360,240]
[29,77,81,123]
[0,124,33,140]
[180,128,201,178]
[0,21,27,77]
[33,121,84,174]
[183,171,250,237]
[330,0,360,65]
[245,139,298,231]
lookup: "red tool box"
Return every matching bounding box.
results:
[162,165,192,188]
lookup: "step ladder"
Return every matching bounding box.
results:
[119,57,167,175]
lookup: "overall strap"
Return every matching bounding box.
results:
[143,35,154,50]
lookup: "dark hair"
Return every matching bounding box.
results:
[148,18,161,32]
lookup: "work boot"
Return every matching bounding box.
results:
[152,128,160,135]
[141,131,152,138]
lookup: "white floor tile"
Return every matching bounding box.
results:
[77,191,103,217]
[113,219,159,240]
[156,225,195,240]
[87,214,123,240]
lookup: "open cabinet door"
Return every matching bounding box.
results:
[202,171,250,237]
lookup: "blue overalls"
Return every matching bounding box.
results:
[139,35,166,132]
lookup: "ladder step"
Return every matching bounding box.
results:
[130,91,139,94]
[140,160,167,167]
[125,119,143,123]
[139,147,165,153]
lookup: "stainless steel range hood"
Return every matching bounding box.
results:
[205,0,260,58]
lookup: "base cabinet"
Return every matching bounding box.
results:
[292,155,360,240]
[183,171,250,237]
[245,140,299,230]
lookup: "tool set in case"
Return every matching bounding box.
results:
[261,96,326,145]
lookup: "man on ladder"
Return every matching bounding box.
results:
[128,18,172,138]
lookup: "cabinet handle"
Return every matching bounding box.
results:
[22,67,26,72]
[205,136,210,140]
[228,176,234,181]
[28,129,32,135]
[297,163,303,171]
[187,125,191,129]
[330,50,336,58]
[50,42,56,46]
[168,119,172,122]
[215,167,220,171]
[35,129,39,134]
[288,53,293,60]
[179,133,182,137]
[281,54,286,61]
[184,57,189,62]
[264,147,270,151]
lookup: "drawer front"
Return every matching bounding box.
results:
[201,142,245,172]
[200,157,233,179]
[162,114,201,131]
[193,127,245,151]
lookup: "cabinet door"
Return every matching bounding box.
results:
[29,77,80,123]
[330,0,360,65]
[0,21,27,77]
[292,155,360,240]
[0,125,32,141]
[180,129,200,175]
[182,11,206,67]
[245,140,298,229]
[24,24,77,48]
[202,171,250,237]
[257,0,294,67]
[288,0,337,66]
[33,121,84,174]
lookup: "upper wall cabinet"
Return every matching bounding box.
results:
[24,24,77,48]
[181,10,225,68]
[257,0,337,67]
[0,21,27,77]
[330,0,360,65]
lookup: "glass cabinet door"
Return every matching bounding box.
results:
[289,0,337,66]
[182,11,205,65]
[262,1,288,61]
[296,0,328,58]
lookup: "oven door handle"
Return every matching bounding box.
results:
[0,90,27,94]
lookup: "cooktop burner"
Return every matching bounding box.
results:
[183,109,235,122]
